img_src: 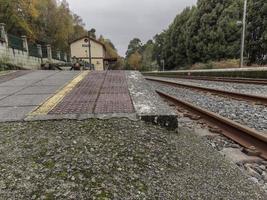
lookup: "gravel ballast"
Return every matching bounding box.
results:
[149,81,267,133]
[146,76,267,97]
[0,119,266,199]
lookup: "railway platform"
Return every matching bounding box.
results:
[0,70,267,199]
[0,70,177,129]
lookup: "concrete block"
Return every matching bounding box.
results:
[126,71,177,129]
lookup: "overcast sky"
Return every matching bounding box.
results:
[67,0,197,56]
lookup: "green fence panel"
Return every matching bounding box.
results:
[60,52,65,61]
[28,43,39,57]
[52,50,58,60]
[8,34,24,50]
[42,47,48,58]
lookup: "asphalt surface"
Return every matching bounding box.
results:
[0,119,266,199]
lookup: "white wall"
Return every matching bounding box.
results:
[0,42,65,70]
[70,38,105,71]
[0,42,41,69]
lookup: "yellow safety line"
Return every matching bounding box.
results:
[30,71,90,115]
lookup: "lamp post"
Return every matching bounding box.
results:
[240,0,247,68]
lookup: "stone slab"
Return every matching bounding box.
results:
[0,94,51,107]
[126,71,178,129]
[0,86,25,95]
[0,94,8,100]
[0,106,36,122]
[33,79,71,86]
[17,86,61,95]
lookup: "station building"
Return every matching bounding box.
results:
[70,36,112,71]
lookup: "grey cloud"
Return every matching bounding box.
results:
[68,0,197,56]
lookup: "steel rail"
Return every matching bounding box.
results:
[146,77,267,105]
[151,75,267,85]
[156,90,267,160]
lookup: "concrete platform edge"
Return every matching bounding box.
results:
[126,71,178,130]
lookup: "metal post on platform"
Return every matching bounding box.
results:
[240,0,247,68]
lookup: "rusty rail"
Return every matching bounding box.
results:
[146,77,267,105]
[156,90,267,160]
[148,75,267,85]
[174,76,267,85]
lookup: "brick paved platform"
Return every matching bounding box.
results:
[49,71,134,115]
[0,70,177,129]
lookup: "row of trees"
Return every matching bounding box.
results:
[125,0,267,71]
[0,0,121,64]
[0,0,88,51]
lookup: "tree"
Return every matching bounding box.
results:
[246,0,267,64]
[0,0,89,51]
[125,38,142,58]
[140,40,154,71]
[99,35,123,69]
[149,0,266,69]
[127,51,142,70]
[0,0,39,37]
[89,28,96,39]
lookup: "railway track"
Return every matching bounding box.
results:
[150,75,267,85]
[145,77,267,105]
[156,90,267,160]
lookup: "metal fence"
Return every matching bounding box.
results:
[42,47,48,58]
[60,52,65,61]
[5,33,70,61]
[8,34,24,51]
[28,42,39,57]
[52,50,58,60]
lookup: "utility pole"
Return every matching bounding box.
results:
[240,0,247,68]
[88,31,92,69]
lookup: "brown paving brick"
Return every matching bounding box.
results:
[50,71,134,115]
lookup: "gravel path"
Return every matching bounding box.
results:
[0,119,266,199]
[149,81,267,133]
[146,76,267,97]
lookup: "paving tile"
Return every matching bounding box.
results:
[0,106,35,122]
[0,86,25,95]
[17,86,61,95]
[33,79,71,86]
[0,94,52,107]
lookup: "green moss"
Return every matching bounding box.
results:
[45,192,55,200]
[43,160,55,169]
[95,190,112,199]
